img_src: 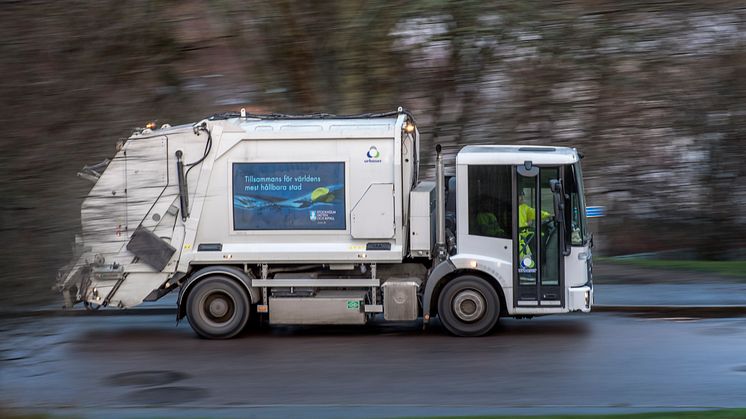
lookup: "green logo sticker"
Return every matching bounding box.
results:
[347,301,360,310]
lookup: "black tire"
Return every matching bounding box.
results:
[437,275,500,337]
[186,275,250,339]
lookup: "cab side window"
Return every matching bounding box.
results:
[468,165,512,239]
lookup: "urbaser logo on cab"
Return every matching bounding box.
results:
[365,146,382,163]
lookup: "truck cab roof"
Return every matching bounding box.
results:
[457,145,579,166]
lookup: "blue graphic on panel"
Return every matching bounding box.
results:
[233,162,346,230]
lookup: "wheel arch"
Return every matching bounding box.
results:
[424,263,508,320]
[177,265,260,320]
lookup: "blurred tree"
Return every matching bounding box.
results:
[0,0,196,306]
[214,0,409,112]
[2,0,746,307]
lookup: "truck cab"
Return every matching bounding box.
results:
[423,145,592,336]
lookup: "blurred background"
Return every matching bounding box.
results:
[1,0,745,308]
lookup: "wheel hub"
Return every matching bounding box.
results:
[208,298,229,318]
[452,290,486,322]
[203,292,235,323]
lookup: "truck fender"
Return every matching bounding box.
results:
[177,266,260,320]
[422,259,457,320]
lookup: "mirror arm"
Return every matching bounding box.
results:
[551,179,572,256]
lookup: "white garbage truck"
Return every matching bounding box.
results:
[58,108,593,338]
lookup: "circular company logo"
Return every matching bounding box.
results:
[367,146,380,159]
[521,256,535,269]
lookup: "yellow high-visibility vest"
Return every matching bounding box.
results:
[476,212,505,237]
[519,203,550,229]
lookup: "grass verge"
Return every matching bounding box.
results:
[2,408,746,419]
[396,410,746,419]
[597,258,746,279]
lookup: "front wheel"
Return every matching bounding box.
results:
[186,276,250,339]
[437,275,500,337]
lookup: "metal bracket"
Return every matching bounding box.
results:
[370,263,378,306]
[102,272,127,307]
[364,304,383,313]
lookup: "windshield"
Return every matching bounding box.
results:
[565,161,588,246]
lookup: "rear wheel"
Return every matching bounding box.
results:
[437,275,500,337]
[186,276,250,339]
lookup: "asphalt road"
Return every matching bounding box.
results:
[2,312,746,418]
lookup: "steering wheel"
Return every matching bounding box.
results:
[541,217,556,230]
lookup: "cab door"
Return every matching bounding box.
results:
[513,165,564,307]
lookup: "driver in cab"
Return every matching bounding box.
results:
[518,190,551,272]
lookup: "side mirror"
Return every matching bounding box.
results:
[549,179,561,193]
[550,180,564,221]
[550,179,571,256]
